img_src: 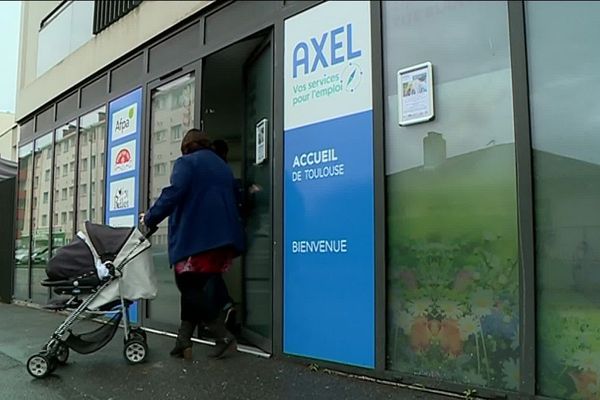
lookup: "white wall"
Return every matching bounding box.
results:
[16,1,212,121]
[0,112,16,160]
[0,125,19,161]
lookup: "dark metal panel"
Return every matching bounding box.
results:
[93,0,142,35]
[204,1,278,46]
[35,106,55,135]
[281,0,323,18]
[508,1,536,396]
[81,74,109,111]
[19,119,34,144]
[271,16,284,357]
[148,22,201,77]
[110,53,144,96]
[193,62,202,132]
[56,91,78,124]
[0,178,16,303]
[370,0,386,372]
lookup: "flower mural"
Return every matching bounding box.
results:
[538,304,600,400]
[387,237,520,391]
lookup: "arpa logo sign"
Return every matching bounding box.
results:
[110,140,136,176]
[111,103,137,141]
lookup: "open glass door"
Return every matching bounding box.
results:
[201,33,273,353]
[240,40,273,351]
[144,68,198,332]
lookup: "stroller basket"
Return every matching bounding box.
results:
[65,312,122,355]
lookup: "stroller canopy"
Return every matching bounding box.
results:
[46,222,134,281]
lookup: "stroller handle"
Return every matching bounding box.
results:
[138,212,157,239]
[142,225,158,239]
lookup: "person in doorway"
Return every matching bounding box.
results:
[142,129,244,360]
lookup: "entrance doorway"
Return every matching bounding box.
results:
[201,32,273,352]
[143,31,273,353]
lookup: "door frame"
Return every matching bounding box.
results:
[140,60,203,334]
[239,32,275,353]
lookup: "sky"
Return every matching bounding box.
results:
[0,2,21,113]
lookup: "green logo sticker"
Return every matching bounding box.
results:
[128,107,134,119]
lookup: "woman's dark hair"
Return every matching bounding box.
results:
[212,139,229,162]
[181,129,211,155]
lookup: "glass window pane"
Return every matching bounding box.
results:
[148,74,195,327]
[77,107,107,231]
[383,1,520,390]
[52,121,77,255]
[31,133,53,304]
[37,1,93,76]
[526,2,600,398]
[14,143,34,300]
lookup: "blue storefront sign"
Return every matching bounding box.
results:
[105,88,143,323]
[283,1,375,368]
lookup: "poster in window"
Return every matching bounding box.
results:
[398,62,434,126]
[110,140,136,176]
[109,177,135,212]
[256,118,267,165]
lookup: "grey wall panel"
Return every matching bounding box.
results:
[35,106,54,134]
[205,1,278,46]
[149,22,201,77]
[56,91,78,123]
[81,74,108,111]
[110,53,144,95]
[19,119,34,144]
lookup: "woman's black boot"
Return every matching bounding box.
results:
[206,318,236,359]
[170,320,195,360]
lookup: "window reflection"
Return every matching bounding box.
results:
[14,143,34,300]
[384,1,519,390]
[148,74,195,326]
[527,2,600,399]
[77,107,107,231]
[52,121,77,255]
[31,133,53,304]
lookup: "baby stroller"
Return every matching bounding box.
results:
[26,222,158,379]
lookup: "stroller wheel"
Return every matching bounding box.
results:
[26,353,52,379]
[124,339,148,365]
[56,343,69,365]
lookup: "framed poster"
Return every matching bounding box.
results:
[255,118,267,165]
[397,62,434,126]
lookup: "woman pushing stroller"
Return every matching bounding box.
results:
[142,129,244,360]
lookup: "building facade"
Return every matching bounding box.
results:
[12,1,600,400]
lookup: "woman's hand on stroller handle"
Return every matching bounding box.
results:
[143,225,158,239]
[139,212,157,239]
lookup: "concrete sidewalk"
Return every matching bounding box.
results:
[0,303,449,400]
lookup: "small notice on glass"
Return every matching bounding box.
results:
[255,118,268,165]
[398,62,434,126]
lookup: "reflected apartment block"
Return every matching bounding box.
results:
[150,77,195,246]
[52,122,77,249]
[77,110,106,231]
